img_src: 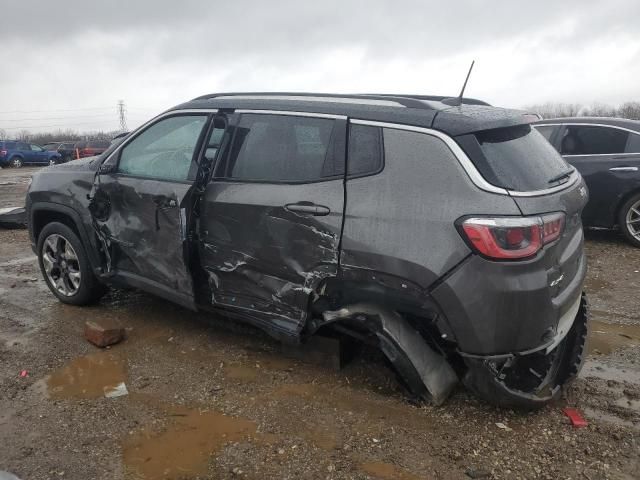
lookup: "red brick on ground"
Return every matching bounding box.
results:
[84,319,125,348]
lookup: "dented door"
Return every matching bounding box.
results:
[199,112,346,334]
[90,114,210,309]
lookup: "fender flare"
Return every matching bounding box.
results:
[29,201,103,272]
[320,303,458,405]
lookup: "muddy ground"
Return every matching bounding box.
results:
[0,166,639,480]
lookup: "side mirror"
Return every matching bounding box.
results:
[98,163,116,174]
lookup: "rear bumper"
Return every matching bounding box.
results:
[431,244,586,356]
[461,293,589,408]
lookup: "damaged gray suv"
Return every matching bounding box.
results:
[26,93,589,407]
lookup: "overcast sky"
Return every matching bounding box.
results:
[1,0,638,133]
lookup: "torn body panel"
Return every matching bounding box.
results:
[321,303,458,405]
[89,174,196,309]
[462,293,589,408]
[198,179,344,335]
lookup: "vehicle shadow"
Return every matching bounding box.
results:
[584,228,628,246]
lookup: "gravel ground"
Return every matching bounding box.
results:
[0,166,639,479]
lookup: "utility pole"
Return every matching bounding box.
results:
[117,100,128,132]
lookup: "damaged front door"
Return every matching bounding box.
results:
[199,112,346,335]
[90,114,209,309]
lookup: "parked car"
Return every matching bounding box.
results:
[25,93,589,407]
[43,141,78,163]
[73,139,110,159]
[0,140,62,167]
[533,118,640,247]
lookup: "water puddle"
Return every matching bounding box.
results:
[587,320,640,355]
[47,352,126,399]
[225,364,258,381]
[359,461,424,480]
[122,405,256,479]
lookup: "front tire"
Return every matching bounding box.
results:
[10,156,23,168]
[37,222,106,305]
[618,193,640,248]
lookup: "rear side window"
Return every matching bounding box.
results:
[5,142,17,149]
[459,124,571,191]
[219,114,337,183]
[534,125,555,142]
[348,124,383,176]
[560,125,628,155]
[625,132,640,153]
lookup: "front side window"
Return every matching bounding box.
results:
[118,115,207,181]
[30,144,43,152]
[219,114,336,182]
[560,125,629,155]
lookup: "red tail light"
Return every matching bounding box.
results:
[460,213,565,260]
[0,150,7,157]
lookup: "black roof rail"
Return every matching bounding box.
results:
[367,93,491,106]
[192,92,435,110]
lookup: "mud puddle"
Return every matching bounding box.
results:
[587,320,640,355]
[47,352,127,399]
[359,461,424,480]
[123,405,256,479]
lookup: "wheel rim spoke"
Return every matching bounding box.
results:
[626,201,640,240]
[42,233,81,296]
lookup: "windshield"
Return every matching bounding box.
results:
[459,124,572,191]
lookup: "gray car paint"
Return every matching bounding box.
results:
[25,94,589,407]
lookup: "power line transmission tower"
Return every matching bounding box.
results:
[117,100,128,132]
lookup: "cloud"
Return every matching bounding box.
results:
[0,0,638,132]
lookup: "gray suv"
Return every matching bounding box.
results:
[25,93,589,407]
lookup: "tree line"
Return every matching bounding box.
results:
[524,101,640,120]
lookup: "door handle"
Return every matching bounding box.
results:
[284,202,331,216]
[154,197,178,209]
[609,166,639,172]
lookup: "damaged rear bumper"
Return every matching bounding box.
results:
[461,292,589,408]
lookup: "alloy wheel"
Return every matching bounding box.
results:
[11,157,22,168]
[41,233,81,296]
[625,199,640,241]
[49,158,56,166]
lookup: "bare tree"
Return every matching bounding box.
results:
[618,102,640,120]
[0,128,6,140]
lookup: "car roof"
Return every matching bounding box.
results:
[534,117,640,133]
[170,92,538,136]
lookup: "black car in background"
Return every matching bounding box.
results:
[43,141,78,163]
[533,118,640,247]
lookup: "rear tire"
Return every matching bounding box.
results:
[37,222,106,305]
[618,193,640,248]
[10,156,23,168]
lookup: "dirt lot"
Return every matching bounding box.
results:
[0,166,639,480]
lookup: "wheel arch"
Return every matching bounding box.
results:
[614,187,640,227]
[30,202,102,272]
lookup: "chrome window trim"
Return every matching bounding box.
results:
[350,119,508,195]
[103,109,218,163]
[351,119,580,197]
[535,122,640,136]
[235,109,346,120]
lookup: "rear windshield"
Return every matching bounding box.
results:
[458,124,571,192]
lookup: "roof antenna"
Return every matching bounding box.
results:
[442,60,475,107]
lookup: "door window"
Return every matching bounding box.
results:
[118,115,207,181]
[560,125,629,155]
[218,114,337,182]
[30,144,44,152]
[626,133,640,153]
[534,125,555,142]
[347,124,384,176]
[17,143,30,151]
